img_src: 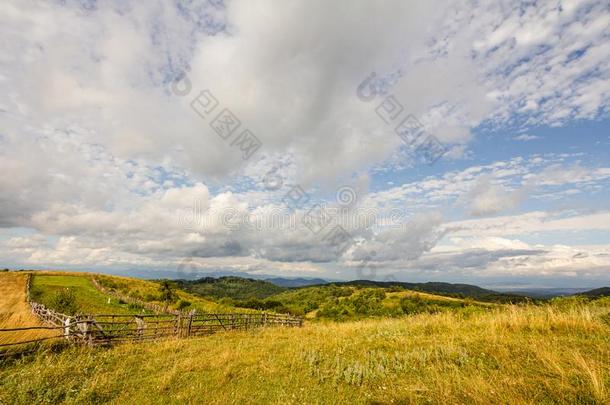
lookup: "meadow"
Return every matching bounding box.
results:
[1,271,609,404]
[30,274,138,315]
[28,272,235,315]
[1,296,609,404]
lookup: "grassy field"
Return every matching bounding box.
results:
[2,301,609,404]
[93,274,238,314]
[31,274,138,315]
[28,272,236,315]
[0,272,58,345]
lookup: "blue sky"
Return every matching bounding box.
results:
[0,0,609,288]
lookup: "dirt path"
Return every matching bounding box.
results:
[0,272,57,344]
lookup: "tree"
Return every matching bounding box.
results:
[159,280,176,303]
[50,288,79,315]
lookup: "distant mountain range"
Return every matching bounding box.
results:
[494,287,593,298]
[263,277,330,287]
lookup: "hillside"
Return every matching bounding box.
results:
[227,284,494,320]
[264,277,330,287]
[28,272,235,316]
[2,301,609,404]
[173,276,526,320]
[333,280,530,303]
[176,276,286,301]
[579,287,610,298]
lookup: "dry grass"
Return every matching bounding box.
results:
[1,302,609,404]
[0,272,59,345]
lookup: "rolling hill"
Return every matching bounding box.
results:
[332,280,531,303]
[579,287,610,298]
[176,276,286,301]
[174,276,530,310]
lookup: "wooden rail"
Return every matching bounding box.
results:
[1,311,303,354]
[78,312,303,345]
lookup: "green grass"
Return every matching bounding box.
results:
[1,302,609,404]
[233,284,492,320]
[94,274,241,314]
[30,275,140,315]
[28,272,246,316]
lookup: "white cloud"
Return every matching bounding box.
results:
[514,134,540,141]
[458,174,526,216]
[0,1,609,284]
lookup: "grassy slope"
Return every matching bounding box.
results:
[27,272,236,315]
[0,272,58,345]
[581,287,610,298]
[240,284,493,319]
[335,280,530,303]
[31,275,137,315]
[94,274,237,313]
[2,302,609,404]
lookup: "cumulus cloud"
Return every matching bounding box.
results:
[347,212,445,263]
[0,0,609,284]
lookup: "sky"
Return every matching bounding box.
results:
[1,0,609,288]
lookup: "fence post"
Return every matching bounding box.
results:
[83,317,93,346]
[176,314,182,337]
[64,317,72,340]
[187,313,193,338]
[135,316,145,341]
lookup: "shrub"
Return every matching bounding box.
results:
[143,293,158,302]
[177,300,192,310]
[128,291,144,300]
[98,278,119,290]
[316,289,389,320]
[50,288,79,315]
[399,297,424,315]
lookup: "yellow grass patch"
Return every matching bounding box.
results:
[0,272,59,345]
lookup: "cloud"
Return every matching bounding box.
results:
[4,0,607,185]
[514,134,540,141]
[458,174,526,216]
[0,1,609,284]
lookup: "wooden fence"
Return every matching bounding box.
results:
[71,312,303,345]
[1,311,303,354]
[1,274,302,357]
[2,290,303,357]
